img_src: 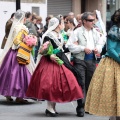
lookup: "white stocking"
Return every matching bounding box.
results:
[47,101,55,113]
[53,102,57,112]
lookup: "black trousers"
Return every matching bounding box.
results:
[73,58,96,110]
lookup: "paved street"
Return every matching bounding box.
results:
[0,96,109,120]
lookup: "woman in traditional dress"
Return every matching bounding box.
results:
[0,10,35,103]
[85,9,120,120]
[26,17,83,117]
[93,10,107,60]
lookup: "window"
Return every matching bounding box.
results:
[106,0,116,32]
[32,7,39,15]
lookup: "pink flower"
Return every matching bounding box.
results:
[39,41,51,54]
[43,44,48,49]
[42,41,50,49]
[44,41,50,45]
[23,35,37,47]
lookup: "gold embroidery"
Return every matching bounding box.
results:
[17,42,32,64]
[13,29,28,46]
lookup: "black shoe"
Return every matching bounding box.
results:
[77,112,84,117]
[6,97,13,102]
[55,112,59,115]
[76,108,84,117]
[45,109,56,117]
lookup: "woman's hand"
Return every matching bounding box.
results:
[50,54,57,63]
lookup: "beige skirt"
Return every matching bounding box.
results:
[85,57,120,116]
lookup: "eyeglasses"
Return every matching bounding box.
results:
[85,19,95,22]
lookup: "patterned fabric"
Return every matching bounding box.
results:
[17,42,32,64]
[13,29,28,46]
[13,29,33,65]
[85,57,120,116]
[108,25,120,41]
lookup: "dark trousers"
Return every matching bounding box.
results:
[73,58,96,111]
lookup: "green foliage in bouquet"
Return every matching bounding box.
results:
[39,41,64,65]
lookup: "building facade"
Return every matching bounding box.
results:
[47,0,106,28]
[0,0,47,46]
[48,0,119,32]
[0,0,120,47]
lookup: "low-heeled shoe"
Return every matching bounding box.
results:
[45,109,57,117]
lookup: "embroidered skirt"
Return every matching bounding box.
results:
[85,57,120,116]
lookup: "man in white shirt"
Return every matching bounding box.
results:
[67,12,105,117]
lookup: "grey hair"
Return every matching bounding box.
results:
[68,12,74,16]
[81,12,94,21]
[14,9,25,20]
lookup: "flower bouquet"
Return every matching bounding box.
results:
[17,34,37,65]
[39,41,64,65]
[23,35,37,47]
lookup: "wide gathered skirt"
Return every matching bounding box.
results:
[26,56,83,103]
[85,57,120,116]
[0,48,31,98]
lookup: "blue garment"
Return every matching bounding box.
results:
[84,53,95,60]
[105,25,120,63]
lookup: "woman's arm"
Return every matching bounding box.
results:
[13,29,28,46]
[107,37,120,63]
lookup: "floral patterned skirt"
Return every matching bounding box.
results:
[85,57,120,116]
